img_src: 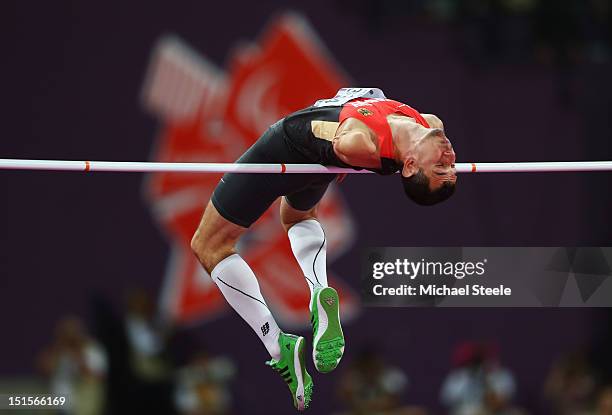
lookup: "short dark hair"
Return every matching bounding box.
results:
[402,169,456,206]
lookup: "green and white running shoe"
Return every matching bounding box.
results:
[310,286,345,373]
[266,333,313,411]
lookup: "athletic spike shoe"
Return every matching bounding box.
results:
[266,333,313,411]
[310,286,345,373]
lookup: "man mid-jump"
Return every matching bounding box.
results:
[190,88,457,410]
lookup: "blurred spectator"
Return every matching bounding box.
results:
[596,386,612,415]
[124,289,169,380]
[38,316,107,415]
[544,350,597,415]
[440,341,525,415]
[335,346,424,415]
[91,290,176,414]
[174,351,236,415]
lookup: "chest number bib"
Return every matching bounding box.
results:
[313,87,387,108]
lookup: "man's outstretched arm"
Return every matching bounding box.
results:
[332,130,377,167]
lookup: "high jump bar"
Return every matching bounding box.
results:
[1,159,612,174]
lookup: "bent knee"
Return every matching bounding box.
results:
[190,229,236,273]
[280,207,318,232]
[190,229,210,266]
[190,229,205,257]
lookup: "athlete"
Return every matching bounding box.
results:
[190,88,457,410]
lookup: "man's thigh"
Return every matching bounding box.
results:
[284,174,335,212]
[208,118,336,228]
[191,201,247,272]
[211,171,280,228]
[194,201,246,247]
[280,176,335,229]
[210,120,294,228]
[280,197,318,230]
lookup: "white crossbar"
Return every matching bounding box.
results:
[1,159,612,174]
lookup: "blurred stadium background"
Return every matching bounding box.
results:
[1,1,612,414]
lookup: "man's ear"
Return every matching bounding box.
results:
[401,157,418,178]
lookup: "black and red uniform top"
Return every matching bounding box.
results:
[282,97,430,175]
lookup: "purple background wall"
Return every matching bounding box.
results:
[1,1,611,414]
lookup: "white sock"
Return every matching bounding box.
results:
[210,254,281,360]
[287,219,329,309]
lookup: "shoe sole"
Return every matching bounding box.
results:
[313,287,344,373]
[293,336,313,411]
[294,336,305,410]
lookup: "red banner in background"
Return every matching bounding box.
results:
[142,13,359,327]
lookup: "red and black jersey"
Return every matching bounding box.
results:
[283,98,429,175]
[340,98,430,159]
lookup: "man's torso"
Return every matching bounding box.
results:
[282,97,436,174]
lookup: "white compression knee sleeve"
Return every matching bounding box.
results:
[210,254,281,360]
[287,219,329,307]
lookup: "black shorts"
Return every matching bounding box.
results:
[211,120,337,228]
